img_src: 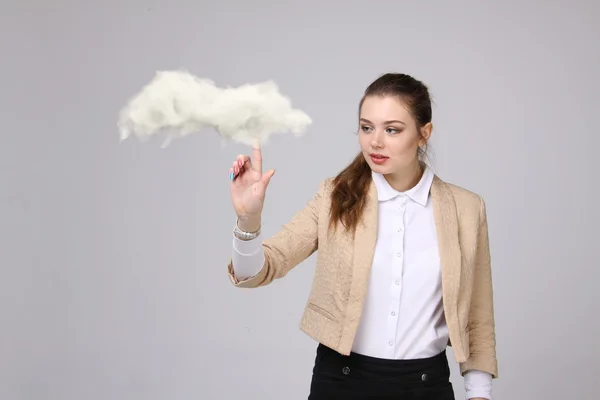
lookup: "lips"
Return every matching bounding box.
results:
[370,154,388,159]
[369,153,389,164]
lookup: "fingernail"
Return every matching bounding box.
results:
[230,171,234,180]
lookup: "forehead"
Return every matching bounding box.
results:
[360,95,412,122]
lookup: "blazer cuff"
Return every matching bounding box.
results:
[227,257,267,288]
[460,354,498,379]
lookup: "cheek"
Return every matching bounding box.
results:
[358,134,369,149]
[390,138,416,156]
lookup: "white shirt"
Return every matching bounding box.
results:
[353,168,447,359]
[231,165,493,399]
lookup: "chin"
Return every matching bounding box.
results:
[366,162,390,174]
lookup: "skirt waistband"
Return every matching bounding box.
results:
[315,343,450,382]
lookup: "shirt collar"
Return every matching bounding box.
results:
[371,163,434,206]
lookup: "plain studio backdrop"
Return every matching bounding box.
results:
[1,1,598,399]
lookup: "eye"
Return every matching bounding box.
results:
[361,125,373,133]
[386,127,402,134]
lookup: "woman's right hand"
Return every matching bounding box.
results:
[229,142,275,230]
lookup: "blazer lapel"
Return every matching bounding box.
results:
[431,175,462,327]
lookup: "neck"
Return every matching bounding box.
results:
[384,161,424,192]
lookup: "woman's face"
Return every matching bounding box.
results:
[358,95,431,175]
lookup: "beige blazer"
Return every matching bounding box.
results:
[227,174,498,378]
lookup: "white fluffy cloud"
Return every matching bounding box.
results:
[117,70,312,147]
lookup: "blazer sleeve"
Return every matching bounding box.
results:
[226,179,326,288]
[460,196,499,379]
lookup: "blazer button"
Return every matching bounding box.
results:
[421,373,428,381]
[342,366,350,375]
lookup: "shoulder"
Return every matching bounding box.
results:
[445,180,484,205]
[435,176,487,219]
[315,177,336,197]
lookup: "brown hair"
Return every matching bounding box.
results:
[328,73,433,234]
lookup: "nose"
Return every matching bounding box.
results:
[370,131,384,148]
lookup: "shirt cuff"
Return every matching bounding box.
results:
[464,369,493,399]
[231,232,264,280]
[233,232,263,255]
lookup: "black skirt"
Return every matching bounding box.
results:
[308,343,455,400]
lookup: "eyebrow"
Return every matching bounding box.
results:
[360,118,406,125]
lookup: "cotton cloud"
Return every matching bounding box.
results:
[117,70,312,147]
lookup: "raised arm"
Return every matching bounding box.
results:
[226,141,324,288]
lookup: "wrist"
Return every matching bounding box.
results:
[237,215,261,232]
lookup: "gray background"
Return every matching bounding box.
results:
[1,1,598,399]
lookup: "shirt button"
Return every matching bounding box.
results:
[391,311,396,316]
[342,366,350,375]
[397,252,401,257]
[395,280,400,285]
[421,373,428,381]
[388,341,393,346]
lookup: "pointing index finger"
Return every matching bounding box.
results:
[252,138,262,174]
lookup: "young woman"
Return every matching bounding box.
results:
[226,73,498,400]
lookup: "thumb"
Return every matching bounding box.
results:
[261,169,275,186]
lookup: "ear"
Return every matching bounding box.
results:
[419,122,433,146]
